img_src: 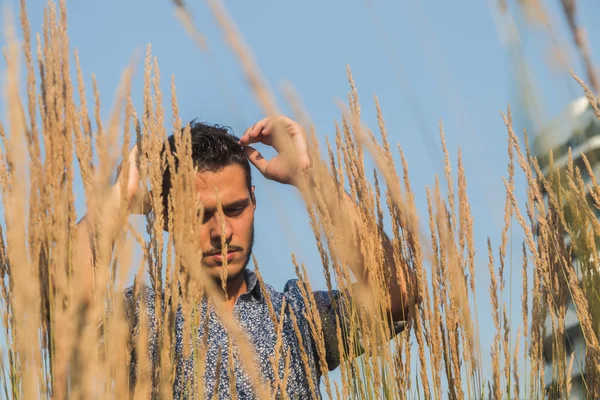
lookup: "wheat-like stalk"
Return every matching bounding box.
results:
[2,1,600,399]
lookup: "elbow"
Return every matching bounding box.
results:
[391,288,410,322]
[391,282,421,322]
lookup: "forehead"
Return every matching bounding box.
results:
[194,164,250,206]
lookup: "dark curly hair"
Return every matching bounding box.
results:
[160,120,253,215]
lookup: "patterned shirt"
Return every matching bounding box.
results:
[124,269,404,399]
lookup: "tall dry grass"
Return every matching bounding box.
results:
[0,0,599,399]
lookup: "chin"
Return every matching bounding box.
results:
[204,263,245,282]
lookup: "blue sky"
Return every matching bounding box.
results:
[1,0,600,393]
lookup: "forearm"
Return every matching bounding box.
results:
[334,190,410,321]
[73,184,131,290]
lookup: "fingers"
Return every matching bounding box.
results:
[239,115,301,150]
[261,115,295,136]
[243,146,269,178]
[143,190,153,216]
[238,131,265,146]
[239,118,269,146]
[239,115,296,145]
[130,186,153,216]
[239,115,310,170]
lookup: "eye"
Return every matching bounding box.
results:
[225,207,245,217]
[199,211,212,223]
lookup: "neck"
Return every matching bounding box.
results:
[217,273,247,311]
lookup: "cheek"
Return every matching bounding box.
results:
[236,213,254,240]
[198,225,210,245]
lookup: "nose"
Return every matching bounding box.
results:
[208,214,233,245]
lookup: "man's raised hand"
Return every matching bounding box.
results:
[238,115,311,186]
[114,145,151,215]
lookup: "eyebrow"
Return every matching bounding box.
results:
[202,198,251,214]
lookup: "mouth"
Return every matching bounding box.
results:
[205,250,238,263]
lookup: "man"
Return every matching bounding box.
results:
[76,115,410,399]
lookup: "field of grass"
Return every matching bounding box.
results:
[1,0,599,399]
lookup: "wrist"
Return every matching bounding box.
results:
[109,182,133,213]
[292,167,315,190]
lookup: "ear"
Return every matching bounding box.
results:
[251,185,256,209]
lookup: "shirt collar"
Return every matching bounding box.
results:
[241,269,263,301]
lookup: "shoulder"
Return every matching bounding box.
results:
[124,283,158,306]
[123,283,160,323]
[281,279,344,313]
[281,278,305,305]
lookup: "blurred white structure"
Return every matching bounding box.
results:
[534,96,600,400]
[534,97,600,175]
[492,1,600,397]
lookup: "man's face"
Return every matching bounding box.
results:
[195,164,255,282]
